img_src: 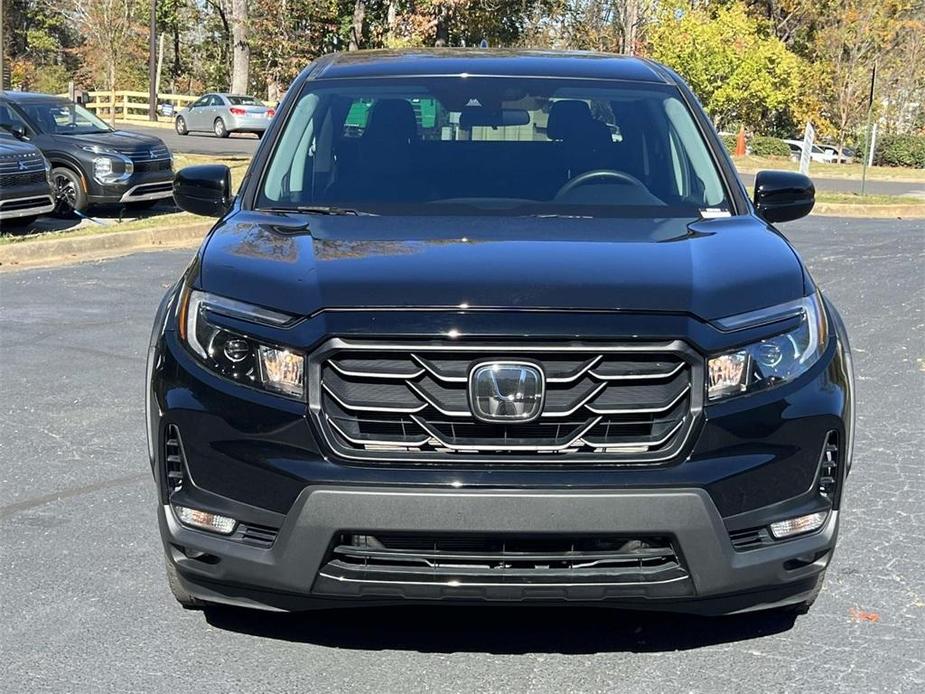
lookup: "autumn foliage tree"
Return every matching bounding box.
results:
[61,0,145,125]
[645,3,824,135]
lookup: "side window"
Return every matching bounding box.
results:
[662,97,723,207]
[191,96,207,109]
[0,102,30,133]
[211,95,225,107]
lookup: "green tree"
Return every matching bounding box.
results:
[645,3,821,134]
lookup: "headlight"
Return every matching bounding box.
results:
[83,146,133,184]
[93,156,114,179]
[178,288,304,398]
[708,294,828,401]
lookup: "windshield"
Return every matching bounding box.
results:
[259,77,730,217]
[20,101,112,135]
[227,96,263,106]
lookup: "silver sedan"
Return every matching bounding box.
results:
[174,94,275,139]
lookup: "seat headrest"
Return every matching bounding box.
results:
[364,99,418,143]
[546,100,594,140]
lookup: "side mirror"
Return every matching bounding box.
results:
[3,123,27,140]
[753,170,815,223]
[173,165,232,217]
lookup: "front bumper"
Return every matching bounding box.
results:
[87,168,174,205]
[0,192,55,220]
[150,301,852,614]
[162,486,836,614]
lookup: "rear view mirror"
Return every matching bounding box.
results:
[173,165,232,218]
[459,107,530,129]
[753,170,815,223]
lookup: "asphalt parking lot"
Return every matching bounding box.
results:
[0,216,923,693]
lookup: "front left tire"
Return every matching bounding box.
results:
[164,557,205,610]
[175,116,188,135]
[51,166,88,217]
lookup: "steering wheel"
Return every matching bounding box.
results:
[555,169,647,199]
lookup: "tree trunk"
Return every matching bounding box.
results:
[349,0,367,51]
[387,0,397,38]
[623,0,639,55]
[231,0,249,94]
[172,24,181,82]
[435,4,449,47]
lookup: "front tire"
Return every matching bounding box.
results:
[51,166,88,217]
[164,557,205,610]
[175,116,188,135]
[214,118,229,138]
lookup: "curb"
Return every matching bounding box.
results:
[0,222,211,272]
[812,203,925,218]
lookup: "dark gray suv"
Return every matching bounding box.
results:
[0,92,174,215]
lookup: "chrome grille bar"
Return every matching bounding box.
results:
[309,339,702,464]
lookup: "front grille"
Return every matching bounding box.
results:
[309,340,701,464]
[0,170,46,187]
[133,159,172,173]
[0,153,45,175]
[116,144,171,162]
[320,532,688,586]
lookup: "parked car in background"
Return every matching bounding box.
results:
[783,139,836,164]
[152,49,853,618]
[174,94,275,138]
[0,92,174,216]
[818,144,855,164]
[0,129,54,225]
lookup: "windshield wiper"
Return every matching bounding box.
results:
[261,205,375,216]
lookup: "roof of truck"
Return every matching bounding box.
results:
[311,49,673,84]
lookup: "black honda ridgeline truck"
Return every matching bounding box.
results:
[148,50,854,617]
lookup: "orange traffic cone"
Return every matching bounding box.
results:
[735,126,746,157]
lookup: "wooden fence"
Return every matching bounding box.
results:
[63,90,198,121]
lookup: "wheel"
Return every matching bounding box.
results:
[214,118,229,138]
[164,557,206,610]
[51,166,88,217]
[175,116,188,135]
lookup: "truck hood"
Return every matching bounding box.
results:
[199,212,806,321]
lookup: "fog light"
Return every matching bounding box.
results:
[769,511,827,539]
[173,504,237,535]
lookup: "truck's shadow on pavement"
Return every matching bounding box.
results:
[203,605,797,653]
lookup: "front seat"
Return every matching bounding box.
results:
[330,99,420,202]
[546,100,612,178]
